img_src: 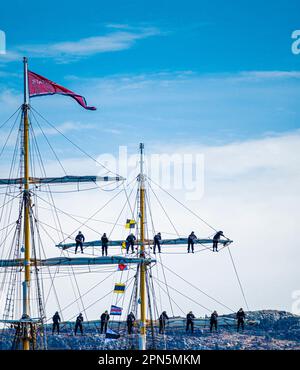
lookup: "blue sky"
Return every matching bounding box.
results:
[0,0,300,154]
[0,1,300,314]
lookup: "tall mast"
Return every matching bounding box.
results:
[138,143,146,350]
[22,56,31,350]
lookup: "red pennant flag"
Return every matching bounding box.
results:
[28,71,96,110]
[118,263,128,271]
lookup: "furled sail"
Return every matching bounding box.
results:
[57,238,233,250]
[0,175,124,185]
[0,256,155,268]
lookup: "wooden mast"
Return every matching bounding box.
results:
[138,143,146,350]
[22,56,31,350]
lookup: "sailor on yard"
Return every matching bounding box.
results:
[187,231,197,253]
[153,232,162,254]
[126,233,136,254]
[210,311,218,333]
[101,233,109,256]
[126,312,136,334]
[100,310,110,334]
[159,311,169,334]
[74,313,84,335]
[52,311,61,335]
[236,308,246,332]
[75,231,85,254]
[212,231,224,252]
[186,311,195,333]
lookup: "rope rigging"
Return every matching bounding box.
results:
[30,106,123,179]
[0,101,251,350]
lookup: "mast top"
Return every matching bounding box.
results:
[23,57,29,106]
[139,143,145,183]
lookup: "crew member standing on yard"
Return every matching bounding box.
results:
[101,233,109,256]
[159,311,169,334]
[210,311,218,333]
[236,308,246,332]
[100,310,110,334]
[52,311,61,335]
[126,233,136,254]
[74,313,84,335]
[153,232,162,254]
[212,231,224,252]
[187,231,197,253]
[126,312,136,334]
[75,231,85,254]
[186,311,195,333]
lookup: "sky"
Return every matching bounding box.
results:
[0,0,300,321]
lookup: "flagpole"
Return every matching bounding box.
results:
[138,143,146,350]
[22,56,31,350]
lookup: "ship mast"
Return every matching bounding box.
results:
[22,56,31,350]
[138,143,146,350]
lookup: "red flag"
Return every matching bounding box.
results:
[28,71,96,110]
[118,264,128,271]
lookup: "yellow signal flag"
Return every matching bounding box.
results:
[114,283,126,294]
[125,219,136,229]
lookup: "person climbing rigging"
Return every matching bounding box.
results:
[153,232,162,254]
[75,231,85,254]
[126,233,136,254]
[100,310,110,334]
[52,311,61,335]
[126,312,136,334]
[236,308,246,332]
[212,231,224,252]
[74,313,84,335]
[101,233,109,256]
[210,310,218,333]
[187,231,197,253]
[159,311,169,334]
[186,311,195,333]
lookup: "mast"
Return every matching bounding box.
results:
[22,56,31,350]
[138,143,146,350]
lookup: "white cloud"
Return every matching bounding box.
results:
[228,70,300,82]
[0,50,22,63]
[15,27,160,62]
[38,120,96,136]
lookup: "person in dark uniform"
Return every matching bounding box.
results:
[212,231,224,252]
[236,308,246,332]
[153,232,162,254]
[52,311,61,335]
[126,312,136,334]
[100,310,110,334]
[210,311,218,333]
[74,313,84,335]
[126,233,136,254]
[187,231,197,253]
[159,311,169,334]
[186,311,195,333]
[75,231,85,254]
[101,233,109,256]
